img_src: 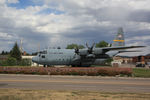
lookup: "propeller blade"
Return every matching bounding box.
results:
[74,46,79,54]
[86,42,95,54]
[91,43,95,49]
[86,42,89,49]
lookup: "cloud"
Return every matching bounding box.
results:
[0,0,149,56]
[7,0,19,4]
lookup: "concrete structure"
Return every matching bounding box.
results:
[111,60,122,67]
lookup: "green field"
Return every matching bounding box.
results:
[133,68,150,78]
[0,89,150,100]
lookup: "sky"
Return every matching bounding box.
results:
[0,0,150,56]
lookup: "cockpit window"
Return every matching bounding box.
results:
[39,50,47,54]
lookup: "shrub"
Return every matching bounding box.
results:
[0,67,132,76]
[0,60,7,66]
[0,57,31,66]
[0,57,17,66]
[19,59,31,66]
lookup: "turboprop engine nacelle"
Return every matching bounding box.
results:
[93,48,103,55]
[79,49,88,56]
[78,48,103,56]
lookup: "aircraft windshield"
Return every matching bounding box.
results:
[39,50,47,54]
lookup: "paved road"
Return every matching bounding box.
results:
[0,74,150,93]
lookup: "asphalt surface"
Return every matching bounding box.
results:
[0,74,150,93]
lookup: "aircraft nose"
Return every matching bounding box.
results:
[32,56,38,63]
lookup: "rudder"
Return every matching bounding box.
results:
[112,27,125,47]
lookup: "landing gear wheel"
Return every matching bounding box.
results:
[71,65,76,67]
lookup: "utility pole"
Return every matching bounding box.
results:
[20,38,23,56]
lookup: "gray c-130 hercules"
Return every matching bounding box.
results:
[32,28,145,67]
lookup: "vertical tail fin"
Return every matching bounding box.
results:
[112,27,125,47]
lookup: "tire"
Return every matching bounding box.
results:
[71,65,76,67]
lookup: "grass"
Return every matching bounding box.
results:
[133,68,150,78]
[0,89,150,100]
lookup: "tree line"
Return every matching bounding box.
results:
[66,40,109,49]
[0,42,31,66]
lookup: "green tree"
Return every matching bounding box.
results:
[10,42,22,61]
[6,57,17,66]
[66,44,85,49]
[96,41,108,48]
[1,51,9,55]
[0,57,17,66]
[78,45,85,49]
[104,58,113,65]
[1,50,5,55]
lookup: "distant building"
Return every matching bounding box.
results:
[22,56,41,66]
[132,54,150,65]
[113,56,133,64]
[112,56,133,67]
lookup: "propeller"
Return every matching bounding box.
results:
[74,46,79,54]
[73,46,81,61]
[86,43,95,54]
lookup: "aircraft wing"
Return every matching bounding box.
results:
[102,46,145,52]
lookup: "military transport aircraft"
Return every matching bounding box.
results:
[32,28,145,67]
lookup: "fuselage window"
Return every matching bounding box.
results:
[42,55,45,58]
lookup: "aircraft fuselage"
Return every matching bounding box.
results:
[32,49,112,67]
